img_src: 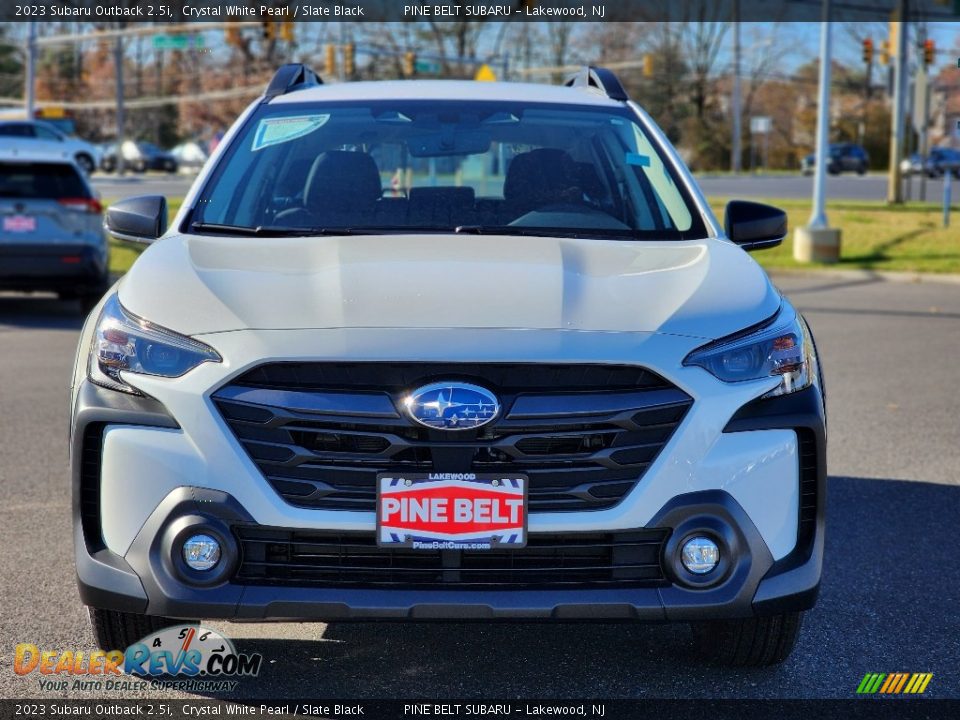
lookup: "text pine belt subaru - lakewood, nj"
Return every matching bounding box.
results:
[70,65,825,666]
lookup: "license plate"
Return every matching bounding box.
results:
[3,215,36,233]
[377,473,527,550]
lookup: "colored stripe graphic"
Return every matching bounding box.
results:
[880,673,907,693]
[905,673,933,694]
[856,673,886,694]
[893,673,910,693]
[857,672,932,694]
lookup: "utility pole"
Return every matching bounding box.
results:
[25,22,37,120]
[887,2,908,203]
[114,26,126,177]
[338,23,346,82]
[917,29,931,202]
[809,6,833,228]
[794,0,841,263]
[731,0,742,174]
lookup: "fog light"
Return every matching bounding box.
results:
[182,534,221,571]
[681,536,719,574]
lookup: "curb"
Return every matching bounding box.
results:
[766,267,960,286]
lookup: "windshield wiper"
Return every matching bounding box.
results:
[190,222,367,237]
[454,225,642,239]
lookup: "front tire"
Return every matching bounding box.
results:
[88,607,184,651]
[691,611,803,666]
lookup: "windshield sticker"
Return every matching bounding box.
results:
[251,114,330,151]
[626,152,651,167]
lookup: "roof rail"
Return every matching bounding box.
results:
[263,63,321,101]
[564,66,628,102]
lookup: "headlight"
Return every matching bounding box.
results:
[683,304,816,398]
[88,294,221,395]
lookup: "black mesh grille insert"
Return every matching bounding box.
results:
[230,362,673,393]
[797,428,818,547]
[79,423,106,552]
[214,363,692,513]
[234,526,670,588]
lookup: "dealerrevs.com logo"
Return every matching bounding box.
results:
[14,625,262,693]
[856,672,934,695]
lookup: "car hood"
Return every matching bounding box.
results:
[118,233,780,340]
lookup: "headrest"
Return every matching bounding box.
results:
[304,151,382,211]
[503,148,578,211]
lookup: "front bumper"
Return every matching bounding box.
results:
[72,332,825,621]
[0,242,107,291]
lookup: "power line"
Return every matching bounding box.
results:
[0,84,264,110]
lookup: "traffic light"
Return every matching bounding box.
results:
[344,43,355,77]
[280,21,294,43]
[862,38,873,64]
[403,51,416,77]
[642,54,653,77]
[325,44,337,76]
[880,40,890,65]
[923,39,935,66]
[261,21,275,42]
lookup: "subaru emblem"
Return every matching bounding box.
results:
[403,382,500,431]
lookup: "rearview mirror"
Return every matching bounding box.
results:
[407,129,491,158]
[105,195,167,245]
[724,200,786,251]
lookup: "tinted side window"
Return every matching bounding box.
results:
[0,162,90,199]
[34,125,61,141]
[0,124,33,137]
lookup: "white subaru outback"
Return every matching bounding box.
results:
[71,65,824,666]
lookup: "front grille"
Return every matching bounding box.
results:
[232,362,673,393]
[213,362,692,513]
[234,526,670,588]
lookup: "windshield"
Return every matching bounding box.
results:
[190,100,706,240]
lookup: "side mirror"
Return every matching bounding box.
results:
[724,200,787,251]
[105,195,167,245]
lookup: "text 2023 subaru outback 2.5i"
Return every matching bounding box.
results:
[71,65,824,666]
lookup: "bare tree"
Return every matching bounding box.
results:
[678,17,729,121]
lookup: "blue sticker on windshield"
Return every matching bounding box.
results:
[251,114,330,151]
[626,153,651,167]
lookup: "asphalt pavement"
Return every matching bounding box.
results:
[91,171,957,203]
[0,274,958,701]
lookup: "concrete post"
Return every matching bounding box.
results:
[794,1,842,263]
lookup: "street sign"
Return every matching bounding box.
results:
[152,35,204,50]
[750,116,772,134]
[415,60,441,74]
[474,64,497,82]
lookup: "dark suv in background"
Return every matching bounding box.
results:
[801,143,869,176]
[0,154,109,312]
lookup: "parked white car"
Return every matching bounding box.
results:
[73,65,825,667]
[170,140,209,173]
[0,121,102,175]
